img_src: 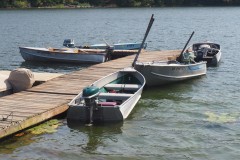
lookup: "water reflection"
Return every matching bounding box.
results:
[142,76,206,100]
[0,133,36,154]
[67,121,123,153]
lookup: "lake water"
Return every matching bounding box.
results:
[0,7,240,160]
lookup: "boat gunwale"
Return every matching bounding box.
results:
[150,71,206,79]
[135,61,207,67]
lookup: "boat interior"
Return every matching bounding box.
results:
[74,73,141,107]
[192,43,220,62]
[48,47,106,54]
[97,73,141,106]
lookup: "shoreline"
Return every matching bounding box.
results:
[0,4,239,10]
[0,4,118,9]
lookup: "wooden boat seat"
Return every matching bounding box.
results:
[98,92,133,100]
[104,84,141,91]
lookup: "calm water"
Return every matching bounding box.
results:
[0,7,240,160]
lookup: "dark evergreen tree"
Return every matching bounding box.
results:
[116,0,136,7]
[29,0,43,7]
[140,0,154,7]
[153,0,164,6]
[0,1,9,8]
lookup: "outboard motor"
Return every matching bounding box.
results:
[63,39,75,48]
[82,86,100,124]
[105,46,114,62]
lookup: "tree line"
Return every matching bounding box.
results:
[1,0,240,8]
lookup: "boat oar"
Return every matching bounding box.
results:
[177,31,195,62]
[132,14,155,67]
[103,38,111,48]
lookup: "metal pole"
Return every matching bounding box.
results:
[178,31,195,61]
[132,14,155,67]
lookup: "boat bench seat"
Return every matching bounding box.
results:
[104,84,141,91]
[98,101,117,106]
[98,92,133,100]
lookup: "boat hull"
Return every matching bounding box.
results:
[135,61,207,86]
[89,42,147,50]
[204,50,221,67]
[19,47,107,64]
[67,68,145,123]
[66,105,124,122]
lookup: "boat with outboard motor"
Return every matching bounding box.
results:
[67,67,145,123]
[63,39,147,50]
[185,42,221,66]
[67,14,155,125]
[87,42,147,50]
[134,31,207,86]
[19,47,109,64]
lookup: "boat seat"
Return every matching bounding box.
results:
[104,84,141,91]
[98,92,133,100]
[98,101,117,106]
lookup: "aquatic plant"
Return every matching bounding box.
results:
[27,119,61,135]
[205,111,238,123]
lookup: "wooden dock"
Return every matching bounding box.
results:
[0,50,180,139]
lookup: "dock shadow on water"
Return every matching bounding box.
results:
[0,119,62,154]
[0,132,36,155]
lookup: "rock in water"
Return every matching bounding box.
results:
[8,68,35,93]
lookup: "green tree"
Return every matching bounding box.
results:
[154,0,164,6]
[116,0,137,7]
[29,0,42,7]
[140,0,154,6]
[2,0,240,8]
[88,0,102,6]
[0,1,9,8]
[13,0,29,8]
